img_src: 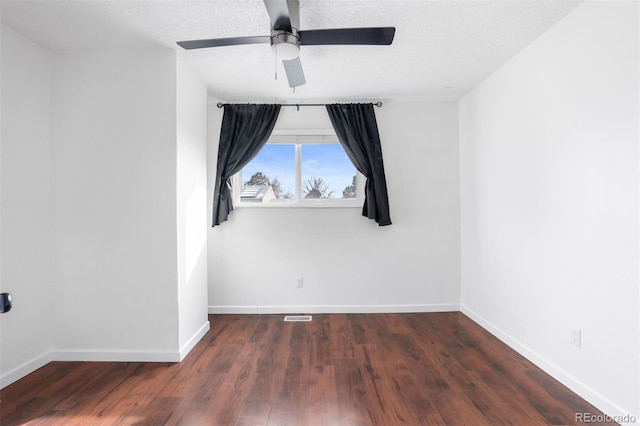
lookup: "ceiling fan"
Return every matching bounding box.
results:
[176,0,395,88]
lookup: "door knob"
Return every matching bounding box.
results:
[0,293,12,313]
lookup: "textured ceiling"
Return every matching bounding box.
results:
[1,0,581,102]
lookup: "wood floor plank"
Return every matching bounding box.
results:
[300,364,341,426]
[0,313,610,425]
[355,341,417,424]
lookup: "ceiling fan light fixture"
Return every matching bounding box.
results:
[271,29,300,60]
[274,42,300,60]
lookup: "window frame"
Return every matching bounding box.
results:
[233,129,365,208]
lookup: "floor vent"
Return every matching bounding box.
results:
[284,315,312,322]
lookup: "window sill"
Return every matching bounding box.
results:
[236,200,361,209]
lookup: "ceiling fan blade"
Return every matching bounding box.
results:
[286,0,300,31]
[177,36,270,50]
[263,0,292,31]
[299,27,396,46]
[282,57,306,88]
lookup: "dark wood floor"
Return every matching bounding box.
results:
[1,313,608,425]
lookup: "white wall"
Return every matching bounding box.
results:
[51,50,181,358]
[207,101,460,313]
[176,58,209,357]
[460,1,639,420]
[0,25,54,386]
[0,42,210,377]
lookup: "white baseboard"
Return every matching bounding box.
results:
[52,349,181,363]
[208,303,460,314]
[179,320,210,361]
[52,321,212,363]
[461,305,639,425]
[209,305,261,314]
[0,351,53,389]
[0,323,212,389]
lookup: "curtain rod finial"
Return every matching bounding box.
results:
[217,102,224,108]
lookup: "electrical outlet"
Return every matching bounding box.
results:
[296,277,304,288]
[570,327,581,347]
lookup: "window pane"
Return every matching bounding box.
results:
[241,144,295,202]
[301,144,357,199]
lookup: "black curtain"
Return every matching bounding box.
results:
[326,103,392,226]
[212,104,281,226]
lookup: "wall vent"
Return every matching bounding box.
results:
[284,315,312,322]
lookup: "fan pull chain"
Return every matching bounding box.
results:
[274,48,278,81]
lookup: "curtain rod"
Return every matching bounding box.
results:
[216,101,383,109]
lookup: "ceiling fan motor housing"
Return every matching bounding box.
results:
[271,28,300,59]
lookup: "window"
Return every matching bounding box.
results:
[233,131,364,207]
